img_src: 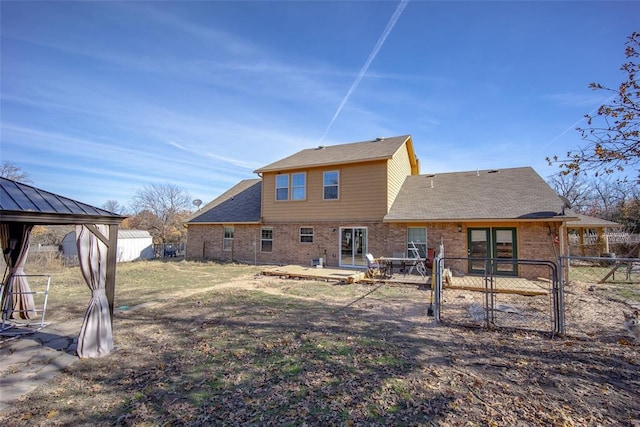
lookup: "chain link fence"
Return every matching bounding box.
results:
[433,257,562,336]
[559,255,640,340]
[154,242,185,258]
[431,253,639,340]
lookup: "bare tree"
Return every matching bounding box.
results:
[547,173,593,214]
[0,161,32,183]
[616,194,640,233]
[548,174,639,231]
[580,177,637,225]
[30,225,73,246]
[130,183,191,243]
[547,32,640,182]
[102,200,127,215]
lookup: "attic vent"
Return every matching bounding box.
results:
[425,174,436,178]
[488,169,500,174]
[375,137,384,141]
[317,145,326,150]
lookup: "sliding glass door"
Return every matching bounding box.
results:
[340,227,368,267]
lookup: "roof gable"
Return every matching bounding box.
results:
[255,135,413,173]
[187,179,262,224]
[385,167,577,222]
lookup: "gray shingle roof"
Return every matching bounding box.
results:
[187,179,262,224]
[254,135,411,173]
[570,214,622,228]
[385,167,577,222]
[0,176,123,223]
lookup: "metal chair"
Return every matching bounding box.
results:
[365,253,386,278]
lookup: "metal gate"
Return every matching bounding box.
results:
[432,256,563,335]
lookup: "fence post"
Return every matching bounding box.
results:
[433,256,442,324]
[556,257,566,336]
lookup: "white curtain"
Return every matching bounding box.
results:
[76,224,114,358]
[0,223,36,320]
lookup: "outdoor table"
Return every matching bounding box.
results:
[377,257,429,278]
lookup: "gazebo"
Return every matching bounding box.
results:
[566,213,624,257]
[0,177,125,358]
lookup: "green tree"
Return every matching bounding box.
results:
[547,32,640,181]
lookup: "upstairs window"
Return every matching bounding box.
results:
[291,172,306,200]
[323,171,339,200]
[276,175,289,201]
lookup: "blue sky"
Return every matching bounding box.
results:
[1,1,638,210]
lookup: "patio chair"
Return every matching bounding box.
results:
[366,253,386,278]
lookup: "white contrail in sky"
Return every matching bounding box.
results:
[541,95,613,149]
[319,0,410,143]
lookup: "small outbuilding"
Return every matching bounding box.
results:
[61,229,154,262]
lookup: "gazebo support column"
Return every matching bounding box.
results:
[106,224,119,319]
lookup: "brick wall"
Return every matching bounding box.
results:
[186,221,561,278]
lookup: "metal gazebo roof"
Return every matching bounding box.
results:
[0,177,124,224]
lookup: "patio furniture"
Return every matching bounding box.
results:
[378,248,434,279]
[366,253,387,278]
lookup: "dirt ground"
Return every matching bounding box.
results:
[1,269,639,426]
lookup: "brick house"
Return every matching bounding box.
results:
[185,135,577,277]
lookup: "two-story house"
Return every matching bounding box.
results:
[185,135,577,277]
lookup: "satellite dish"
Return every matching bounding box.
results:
[192,199,202,209]
[559,196,572,209]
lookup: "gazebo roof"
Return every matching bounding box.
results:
[0,177,124,224]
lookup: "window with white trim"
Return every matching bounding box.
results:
[407,227,427,258]
[261,227,273,252]
[223,226,234,251]
[323,171,339,200]
[300,227,314,243]
[275,175,289,201]
[292,172,306,200]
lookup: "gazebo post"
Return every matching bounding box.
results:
[597,228,603,255]
[105,224,119,320]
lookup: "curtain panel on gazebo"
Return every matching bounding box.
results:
[76,224,114,358]
[0,223,36,320]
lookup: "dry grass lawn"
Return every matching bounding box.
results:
[0,259,639,426]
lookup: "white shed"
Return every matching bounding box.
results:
[61,229,154,262]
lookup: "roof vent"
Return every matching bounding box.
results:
[317,145,326,150]
[375,137,384,142]
[488,169,500,174]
